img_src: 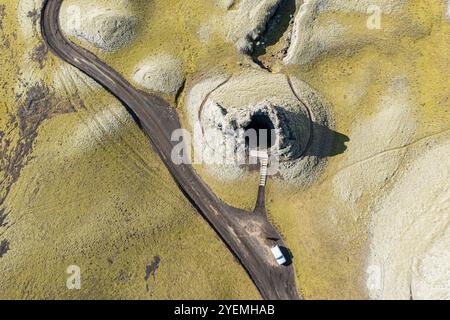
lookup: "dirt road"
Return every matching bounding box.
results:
[41,0,300,300]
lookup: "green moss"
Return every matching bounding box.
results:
[0,1,259,299]
[1,0,448,300]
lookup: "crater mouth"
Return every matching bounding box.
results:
[197,100,312,165]
[186,70,338,184]
[244,112,276,150]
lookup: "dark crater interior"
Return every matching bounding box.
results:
[244,112,276,149]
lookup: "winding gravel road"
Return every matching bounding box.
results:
[41,0,300,300]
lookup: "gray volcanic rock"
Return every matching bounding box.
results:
[60,2,138,52]
[284,1,450,300]
[447,0,450,22]
[186,69,335,184]
[284,0,431,65]
[132,54,184,95]
[366,139,450,299]
[221,0,282,53]
[18,0,44,42]
[217,0,235,10]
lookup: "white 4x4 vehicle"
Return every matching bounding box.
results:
[271,245,287,265]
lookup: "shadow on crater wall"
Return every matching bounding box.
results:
[282,110,349,159]
[306,120,349,158]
